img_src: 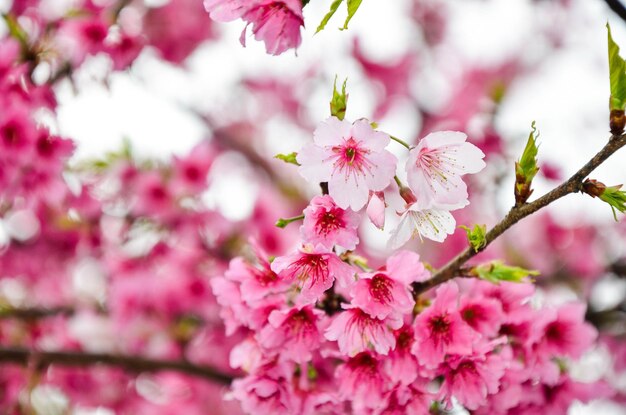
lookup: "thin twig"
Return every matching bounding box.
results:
[0,347,234,385]
[413,133,626,296]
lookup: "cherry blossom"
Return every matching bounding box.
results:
[351,250,428,319]
[406,131,486,210]
[388,204,456,248]
[297,117,398,210]
[412,282,478,368]
[271,246,355,305]
[204,0,304,55]
[325,305,402,356]
[300,195,360,251]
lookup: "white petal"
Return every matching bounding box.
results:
[420,130,467,149]
[297,143,333,183]
[365,150,398,191]
[313,117,352,147]
[408,209,456,243]
[328,174,369,210]
[351,119,390,152]
[387,213,414,250]
[451,142,486,174]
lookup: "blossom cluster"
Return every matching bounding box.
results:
[215,231,606,414]
[298,116,486,248]
[213,116,607,413]
[0,0,623,413]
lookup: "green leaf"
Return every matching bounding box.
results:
[607,23,626,110]
[316,0,344,33]
[330,76,348,120]
[517,121,539,181]
[341,0,363,30]
[459,224,487,252]
[515,121,540,205]
[274,152,300,166]
[471,261,539,284]
[599,184,626,221]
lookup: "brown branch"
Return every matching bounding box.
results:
[0,306,74,320]
[0,347,234,385]
[413,133,626,296]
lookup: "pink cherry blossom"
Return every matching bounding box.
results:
[204,0,304,55]
[335,352,390,411]
[271,247,355,305]
[412,282,478,368]
[532,303,597,360]
[325,305,402,356]
[405,131,486,210]
[438,342,506,410]
[171,141,216,196]
[257,306,326,363]
[459,293,505,337]
[300,195,360,251]
[374,383,434,415]
[229,361,301,415]
[298,117,398,210]
[384,326,420,386]
[351,250,428,319]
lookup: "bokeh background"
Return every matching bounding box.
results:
[1,0,626,413]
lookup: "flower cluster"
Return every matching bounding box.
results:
[212,115,605,413]
[297,116,486,248]
[216,235,604,414]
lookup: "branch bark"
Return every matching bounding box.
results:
[413,133,626,296]
[0,347,234,385]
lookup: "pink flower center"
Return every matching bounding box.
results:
[396,329,413,350]
[253,268,279,286]
[184,165,201,181]
[291,254,330,288]
[286,309,315,336]
[456,361,478,375]
[369,274,394,304]
[1,121,22,147]
[347,352,378,373]
[429,313,451,337]
[461,305,483,328]
[315,209,344,235]
[329,138,374,181]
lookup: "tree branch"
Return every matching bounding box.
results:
[413,133,626,296]
[0,306,74,320]
[0,347,234,385]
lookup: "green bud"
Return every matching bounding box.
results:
[471,261,539,284]
[608,23,626,112]
[274,152,300,166]
[459,224,487,252]
[330,77,348,120]
[515,121,540,205]
[599,184,626,221]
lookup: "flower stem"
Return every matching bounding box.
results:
[390,135,412,150]
[394,175,403,187]
[275,214,305,228]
